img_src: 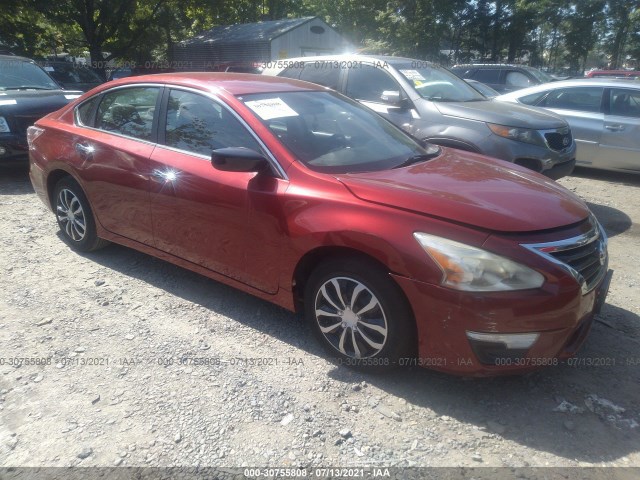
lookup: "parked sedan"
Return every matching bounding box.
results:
[496,79,640,174]
[29,74,611,375]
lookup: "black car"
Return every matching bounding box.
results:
[40,61,104,91]
[450,64,554,93]
[0,55,82,165]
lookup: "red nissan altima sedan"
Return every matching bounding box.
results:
[28,73,612,375]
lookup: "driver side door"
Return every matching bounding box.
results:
[148,89,285,293]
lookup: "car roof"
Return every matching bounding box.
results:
[99,72,326,96]
[452,63,534,69]
[268,54,432,65]
[496,78,640,99]
[587,69,640,75]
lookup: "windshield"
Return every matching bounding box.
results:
[45,63,102,84]
[0,60,60,90]
[395,63,485,102]
[240,91,438,174]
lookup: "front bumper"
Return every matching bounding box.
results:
[481,132,576,179]
[392,268,612,376]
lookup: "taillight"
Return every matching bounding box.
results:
[27,126,45,149]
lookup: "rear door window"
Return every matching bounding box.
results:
[609,88,640,118]
[96,87,159,140]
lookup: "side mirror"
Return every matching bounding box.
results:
[381,90,411,109]
[211,147,269,173]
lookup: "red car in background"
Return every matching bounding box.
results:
[28,74,612,375]
[585,69,640,79]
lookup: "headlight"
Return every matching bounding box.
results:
[414,233,545,292]
[487,123,545,147]
[0,116,10,133]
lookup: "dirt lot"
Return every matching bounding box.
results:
[0,165,639,475]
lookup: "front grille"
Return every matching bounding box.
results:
[544,129,572,151]
[523,217,608,294]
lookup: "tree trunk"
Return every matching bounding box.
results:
[89,46,106,79]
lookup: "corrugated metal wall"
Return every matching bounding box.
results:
[171,42,271,71]
[270,18,352,59]
[170,19,353,70]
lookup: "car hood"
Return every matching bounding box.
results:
[433,99,566,129]
[0,89,82,115]
[337,148,589,233]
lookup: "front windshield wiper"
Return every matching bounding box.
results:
[394,151,440,169]
[426,96,460,102]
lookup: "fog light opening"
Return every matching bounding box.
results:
[466,331,539,366]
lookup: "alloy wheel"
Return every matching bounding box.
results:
[56,188,87,242]
[314,277,388,359]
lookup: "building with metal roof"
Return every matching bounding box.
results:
[171,16,353,71]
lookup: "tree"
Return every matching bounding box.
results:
[27,0,168,75]
[563,1,606,73]
[605,0,640,68]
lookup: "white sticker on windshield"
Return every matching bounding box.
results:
[0,99,17,106]
[399,69,426,81]
[245,97,298,120]
[65,94,82,100]
[44,66,55,71]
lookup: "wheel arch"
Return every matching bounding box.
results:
[292,246,414,320]
[426,137,482,153]
[46,168,76,209]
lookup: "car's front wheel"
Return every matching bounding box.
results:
[304,258,415,370]
[53,176,108,252]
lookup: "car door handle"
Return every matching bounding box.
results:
[75,143,94,159]
[604,124,625,131]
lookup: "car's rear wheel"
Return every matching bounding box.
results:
[304,258,415,370]
[53,177,108,252]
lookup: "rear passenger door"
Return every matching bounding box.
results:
[73,85,161,245]
[599,87,640,172]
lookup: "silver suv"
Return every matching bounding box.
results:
[264,55,576,179]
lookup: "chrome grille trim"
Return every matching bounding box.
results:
[521,216,608,295]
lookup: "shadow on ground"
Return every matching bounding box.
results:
[78,240,640,465]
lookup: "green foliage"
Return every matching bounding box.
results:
[1,0,639,72]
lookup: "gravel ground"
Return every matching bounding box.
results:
[0,165,639,474]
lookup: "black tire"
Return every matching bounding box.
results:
[304,257,416,371]
[53,176,109,252]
